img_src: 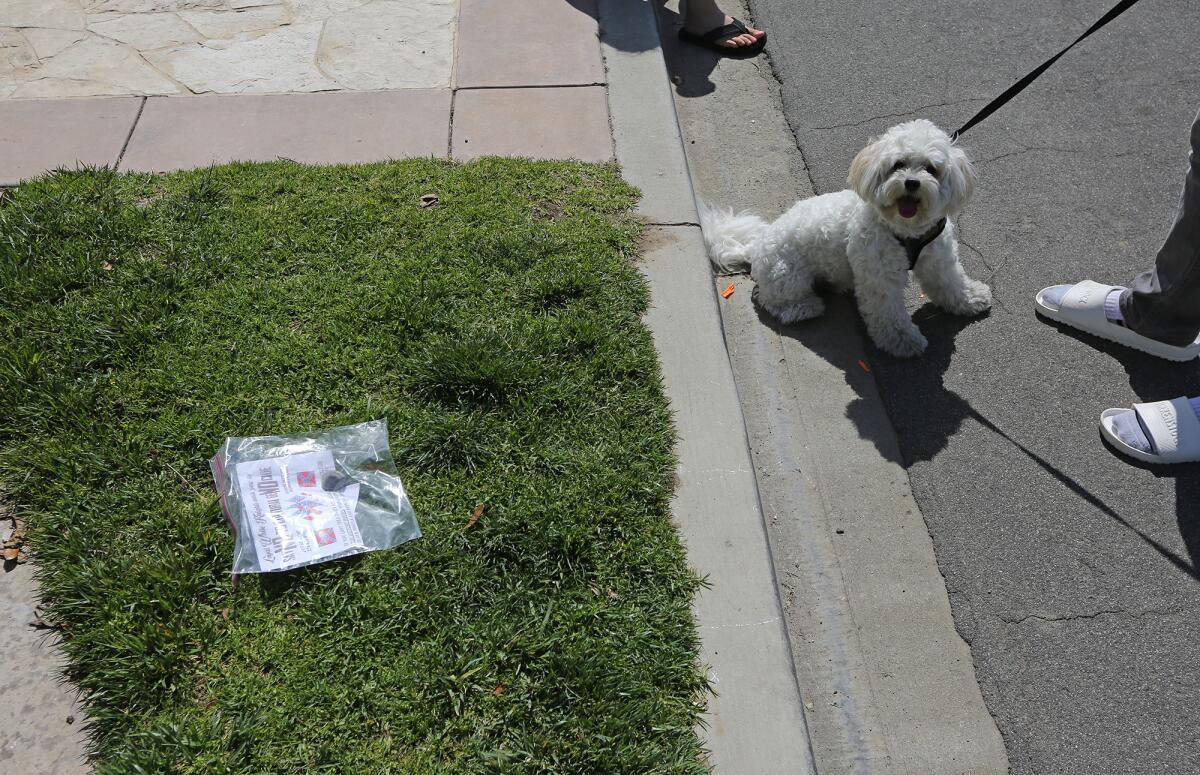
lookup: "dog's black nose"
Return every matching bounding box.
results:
[904,179,920,192]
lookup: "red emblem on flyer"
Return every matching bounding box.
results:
[297,471,317,488]
[315,527,336,547]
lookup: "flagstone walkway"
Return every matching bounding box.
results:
[0,0,455,98]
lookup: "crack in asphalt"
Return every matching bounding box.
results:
[955,234,1014,308]
[804,98,988,132]
[974,146,1165,167]
[756,46,821,196]
[956,235,993,271]
[999,607,1187,626]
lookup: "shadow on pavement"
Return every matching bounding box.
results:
[865,302,988,463]
[764,290,1200,579]
[1036,315,1200,571]
[573,0,743,95]
[568,0,671,55]
[653,3,722,97]
[754,292,982,467]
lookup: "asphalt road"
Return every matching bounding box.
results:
[745,0,1200,772]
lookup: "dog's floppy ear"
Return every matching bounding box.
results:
[847,138,882,201]
[944,144,977,215]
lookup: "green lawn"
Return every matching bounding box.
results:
[0,160,707,773]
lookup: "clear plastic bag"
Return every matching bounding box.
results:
[210,420,420,574]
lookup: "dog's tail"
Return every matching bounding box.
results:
[698,200,770,274]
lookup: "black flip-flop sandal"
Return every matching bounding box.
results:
[678,17,765,57]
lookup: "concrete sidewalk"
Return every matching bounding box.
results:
[0,1,814,773]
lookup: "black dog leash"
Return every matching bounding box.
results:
[951,0,1144,140]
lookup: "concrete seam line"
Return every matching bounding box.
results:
[453,82,607,91]
[447,87,457,160]
[115,96,148,171]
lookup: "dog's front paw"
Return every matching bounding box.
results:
[874,325,928,358]
[949,279,992,316]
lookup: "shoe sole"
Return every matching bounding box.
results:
[1034,293,1200,362]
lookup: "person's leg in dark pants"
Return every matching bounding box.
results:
[1120,109,1200,346]
[1035,110,1200,462]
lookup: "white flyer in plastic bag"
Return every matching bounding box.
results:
[212,419,421,574]
[233,451,364,572]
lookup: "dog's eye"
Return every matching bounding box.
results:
[926,165,940,177]
[892,160,906,171]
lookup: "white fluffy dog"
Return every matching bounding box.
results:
[701,119,991,357]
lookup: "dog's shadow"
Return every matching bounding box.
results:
[759,290,984,468]
[763,293,1200,576]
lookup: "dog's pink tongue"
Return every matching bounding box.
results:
[898,197,918,218]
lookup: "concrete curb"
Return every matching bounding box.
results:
[598,2,816,772]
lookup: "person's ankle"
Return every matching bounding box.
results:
[684,8,729,32]
[1103,288,1126,326]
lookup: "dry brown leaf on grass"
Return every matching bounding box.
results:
[3,515,28,563]
[493,685,505,696]
[30,620,61,631]
[420,194,440,208]
[465,503,486,531]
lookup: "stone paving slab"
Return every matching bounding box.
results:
[451,86,612,162]
[0,0,456,99]
[0,96,141,185]
[455,0,603,88]
[120,89,450,172]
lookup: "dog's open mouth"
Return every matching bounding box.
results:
[896,196,920,219]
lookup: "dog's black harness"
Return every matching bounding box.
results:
[894,217,947,269]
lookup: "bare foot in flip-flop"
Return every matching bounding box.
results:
[681,0,765,53]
